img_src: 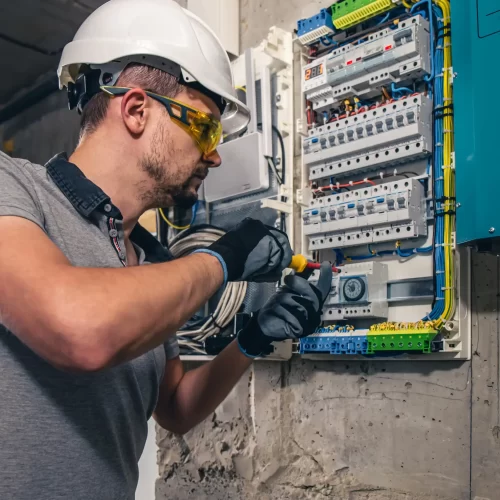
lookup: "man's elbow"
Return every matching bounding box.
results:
[154,413,196,436]
[40,310,116,373]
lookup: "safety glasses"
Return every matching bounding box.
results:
[101,86,223,155]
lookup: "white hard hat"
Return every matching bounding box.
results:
[57,0,250,135]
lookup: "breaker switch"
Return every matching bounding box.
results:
[375,120,384,133]
[366,123,374,136]
[320,211,327,221]
[406,110,416,123]
[386,117,394,130]
[347,129,355,141]
[357,203,364,215]
[396,114,405,127]
[387,198,395,210]
[397,197,406,207]
[328,135,336,146]
[329,209,336,219]
[356,126,364,138]
[320,138,327,148]
[338,132,345,144]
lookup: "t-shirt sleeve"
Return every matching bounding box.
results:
[164,336,180,360]
[0,153,45,230]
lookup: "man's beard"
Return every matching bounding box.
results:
[139,122,208,209]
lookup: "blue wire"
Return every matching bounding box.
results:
[376,12,391,25]
[391,82,413,97]
[322,34,337,47]
[190,201,199,225]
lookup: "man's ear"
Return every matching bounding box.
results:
[120,88,149,135]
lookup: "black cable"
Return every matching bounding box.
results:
[257,123,286,185]
[272,125,286,185]
[0,32,63,56]
[265,156,284,185]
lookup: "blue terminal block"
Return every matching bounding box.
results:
[300,336,337,354]
[300,333,369,355]
[331,335,369,355]
[297,8,335,45]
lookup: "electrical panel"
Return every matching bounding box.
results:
[304,178,427,250]
[451,1,500,247]
[297,4,470,360]
[304,94,432,178]
[303,16,430,112]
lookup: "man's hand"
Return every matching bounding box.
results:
[237,261,333,357]
[194,218,292,283]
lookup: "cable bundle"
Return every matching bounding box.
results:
[425,0,455,326]
[168,225,248,354]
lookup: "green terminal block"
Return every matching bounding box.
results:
[331,0,395,30]
[367,329,439,354]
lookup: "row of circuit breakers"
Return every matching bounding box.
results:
[299,11,435,354]
[302,14,430,255]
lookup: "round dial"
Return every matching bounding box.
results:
[343,277,366,302]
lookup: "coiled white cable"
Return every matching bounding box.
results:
[169,226,248,353]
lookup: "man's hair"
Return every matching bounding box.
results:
[79,64,185,137]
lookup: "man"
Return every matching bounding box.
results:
[0,1,331,499]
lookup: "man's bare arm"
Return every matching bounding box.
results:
[0,217,223,372]
[154,341,252,434]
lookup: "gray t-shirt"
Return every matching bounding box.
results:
[0,151,179,500]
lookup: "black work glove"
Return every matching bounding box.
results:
[194,218,292,283]
[237,261,333,357]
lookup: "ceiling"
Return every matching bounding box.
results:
[0,0,108,106]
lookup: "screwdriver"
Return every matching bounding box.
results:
[289,254,340,274]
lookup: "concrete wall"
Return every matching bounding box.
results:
[154,1,500,500]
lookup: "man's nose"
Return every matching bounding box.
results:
[203,150,222,168]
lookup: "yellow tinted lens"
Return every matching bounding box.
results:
[190,115,222,154]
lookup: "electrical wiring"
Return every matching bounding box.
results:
[266,157,283,185]
[376,12,391,25]
[422,0,455,326]
[391,82,413,98]
[159,202,198,231]
[312,170,423,196]
[257,123,286,185]
[313,178,375,195]
[338,241,431,262]
[168,225,248,353]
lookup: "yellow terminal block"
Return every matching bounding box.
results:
[332,0,395,30]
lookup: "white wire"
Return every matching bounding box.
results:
[169,227,248,348]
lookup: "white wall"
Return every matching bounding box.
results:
[136,419,158,500]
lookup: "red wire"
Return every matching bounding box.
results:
[313,178,376,194]
[306,262,340,273]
